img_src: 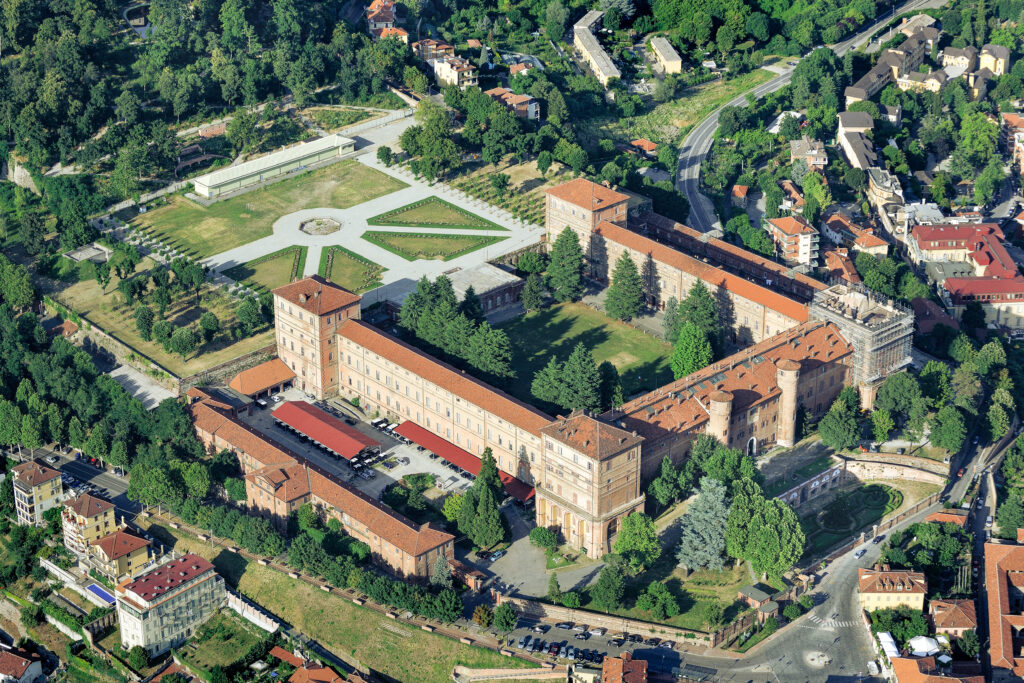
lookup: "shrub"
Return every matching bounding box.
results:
[529,526,558,551]
[127,645,149,671]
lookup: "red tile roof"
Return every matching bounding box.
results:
[121,554,215,603]
[66,492,114,519]
[337,319,552,435]
[891,656,983,683]
[630,138,658,152]
[0,651,33,679]
[944,275,1024,301]
[246,462,311,503]
[602,651,648,683]
[544,178,629,211]
[289,663,345,683]
[509,62,534,75]
[13,460,61,487]
[858,567,927,594]
[779,179,805,207]
[929,599,977,631]
[910,224,1015,278]
[190,401,296,469]
[379,27,407,38]
[768,216,816,236]
[270,646,305,668]
[393,422,534,501]
[824,249,861,285]
[923,510,967,526]
[1003,112,1024,130]
[593,221,810,323]
[466,38,482,47]
[92,529,149,561]
[273,401,378,459]
[986,540,1024,676]
[229,358,295,396]
[732,185,749,198]
[272,276,361,316]
[541,410,643,460]
[151,662,198,682]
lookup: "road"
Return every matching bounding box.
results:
[675,0,948,232]
[7,446,139,518]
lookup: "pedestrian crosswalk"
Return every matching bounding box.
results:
[808,614,859,629]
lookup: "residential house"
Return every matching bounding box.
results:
[779,179,806,212]
[857,566,927,611]
[12,460,62,527]
[824,248,861,285]
[365,0,395,32]
[765,216,820,267]
[630,138,657,157]
[896,69,947,94]
[821,213,889,256]
[116,554,226,658]
[89,529,151,583]
[602,651,648,683]
[731,184,749,208]
[738,585,773,609]
[649,36,682,74]
[433,57,479,89]
[377,27,408,43]
[980,43,1010,76]
[62,492,116,557]
[790,135,828,170]
[509,62,534,77]
[411,39,454,62]
[484,87,540,119]
[0,650,43,683]
[942,46,978,71]
[929,599,977,638]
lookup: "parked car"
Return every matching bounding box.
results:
[555,622,573,630]
[626,634,642,643]
[518,635,529,649]
[986,515,993,527]
[957,468,965,478]
[477,551,492,561]
[573,624,588,632]
[644,638,659,646]
[854,549,867,559]
[532,624,548,633]
[589,627,606,636]
[491,550,506,561]
[659,641,674,650]
[872,535,885,544]
[608,638,624,648]
[45,455,58,464]
[548,643,560,656]
[575,633,589,640]
[562,646,574,659]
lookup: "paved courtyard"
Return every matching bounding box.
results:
[201,154,545,301]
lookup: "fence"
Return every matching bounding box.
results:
[340,107,413,137]
[226,589,279,633]
[39,557,111,609]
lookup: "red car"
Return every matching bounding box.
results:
[957,468,965,478]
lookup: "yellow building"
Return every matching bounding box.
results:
[62,493,116,556]
[88,530,151,583]
[12,460,63,527]
[980,43,1010,76]
[857,566,927,612]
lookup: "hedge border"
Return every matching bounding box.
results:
[366,196,507,231]
[222,246,307,292]
[362,231,505,262]
[317,246,385,293]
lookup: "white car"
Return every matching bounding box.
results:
[854,549,867,559]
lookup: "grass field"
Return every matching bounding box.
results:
[318,246,385,292]
[183,610,263,670]
[367,197,506,231]
[135,520,536,683]
[451,158,574,225]
[56,257,274,376]
[579,67,777,148]
[497,303,673,406]
[223,246,307,292]
[133,160,407,258]
[363,232,506,261]
[303,107,378,131]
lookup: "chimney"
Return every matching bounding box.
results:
[299,294,307,303]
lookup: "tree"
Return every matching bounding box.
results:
[134,304,154,341]
[529,526,558,550]
[748,499,805,579]
[547,228,585,302]
[702,601,724,631]
[958,629,979,658]
[604,253,644,321]
[494,603,518,631]
[199,312,220,344]
[590,562,625,612]
[128,646,150,671]
[874,372,921,418]
[545,0,569,38]
[818,397,859,451]
[990,402,1012,440]
[522,273,546,311]
[441,493,464,522]
[470,484,504,548]
[21,414,43,455]
[490,174,510,195]
[598,361,624,411]
[459,286,485,326]
[531,357,564,406]
[377,146,394,166]
[613,512,660,573]
[170,327,198,361]
[670,322,713,379]
[783,603,803,620]
[676,477,730,571]
[679,281,722,357]
[560,343,601,411]
[561,591,581,608]
[19,605,41,629]
[872,408,895,443]
[473,604,494,627]
[648,456,680,508]
[662,296,681,342]
[931,405,967,452]
[547,573,562,602]
[997,493,1024,538]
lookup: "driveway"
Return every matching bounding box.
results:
[107,364,175,409]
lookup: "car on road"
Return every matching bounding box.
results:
[532,624,548,633]
[854,548,867,559]
[957,468,965,478]
[491,550,506,561]
[973,436,979,445]
[659,641,674,650]
[872,535,885,544]
[555,622,573,630]
[45,456,58,464]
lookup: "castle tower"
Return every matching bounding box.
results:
[776,359,802,447]
[707,391,733,446]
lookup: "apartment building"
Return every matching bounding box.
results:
[765,216,819,267]
[62,493,116,556]
[790,136,828,170]
[484,87,540,119]
[987,531,1024,679]
[942,46,978,71]
[943,276,1024,329]
[433,57,478,89]
[907,223,1013,276]
[857,566,927,611]
[273,275,362,400]
[604,321,852,478]
[981,43,1010,75]
[649,36,681,74]
[89,529,151,583]
[116,554,226,658]
[536,412,644,558]
[190,397,455,579]
[573,11,621,85]
[412,39,455,62]
[896,69,947,93]
[821,213,888,256]
[12,460,62,527]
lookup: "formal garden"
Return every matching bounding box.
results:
[223,246,308,293]
[317,246,385,293]
[367,197,506,231]
[800,484,903,555]
[362,231,507,262]
[131,160,407,259]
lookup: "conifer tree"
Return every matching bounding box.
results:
[670,323,713,379]
[459,285,485,325]
[522,273,546,311]
[598,361,624,411]
[531,357,564,406]
[604,252,644,321]
[547,228,585,302]
[680,281,722,358]
[561,343,601,411]
[663,296,681,342]
[471,485,504,548]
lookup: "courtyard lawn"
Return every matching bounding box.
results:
[498,303,673,406]
[55,257,274,377]
[579,67,776,149]
[318,246,385,293]
[182,610,263,671]
[134,520,536,683]
[367,197,506,231]
[222,246,307,292]
[363,231,506,261]
[133,160,407,259]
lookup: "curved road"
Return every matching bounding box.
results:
[676,0,948,232]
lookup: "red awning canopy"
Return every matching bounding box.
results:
[393,421,534,502]
[273,402,379,459]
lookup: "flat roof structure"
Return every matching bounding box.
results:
[650,36,682,72]
[393,421,534,501]
[273,401,379,459]
[192,134,355,198]
[447,263,521,300]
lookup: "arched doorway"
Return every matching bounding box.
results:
[746,436,758,457]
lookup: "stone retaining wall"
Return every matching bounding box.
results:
[845,452,948,475]
[178,344,275,394]
[226,589,279,633]
[1,160,39,194]
[845,460,945,486]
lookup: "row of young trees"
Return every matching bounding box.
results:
[531,343,623,413]
[398,275,515,386]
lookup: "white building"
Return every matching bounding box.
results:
[192,134,355,199]
[116,554,226,658]
[0,650,43,683]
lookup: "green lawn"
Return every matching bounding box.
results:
[134,520,535,683]
[223,246,307,292]
[367,197,506,231]
[183,610,263,671]
[363,232,506,261]
[304,107,377,131]
[133,160,407,258]
[802,484,904,556]
[318,246,385,293]
[579,67,777,148]
[55,257,274,377]
[497,303,673,407]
